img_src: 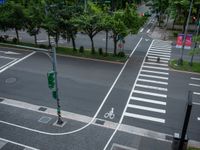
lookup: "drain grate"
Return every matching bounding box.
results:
[95,119,105,125]
[38,116,52,124]
[111,144,137,150]
[38,107,47,112]
[0,98,4,102]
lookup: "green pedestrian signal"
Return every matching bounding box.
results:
[47,71,55,89]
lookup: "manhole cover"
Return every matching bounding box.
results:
[5,77,17,84]
[38,116,52,124]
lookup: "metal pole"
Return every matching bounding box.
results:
[178,0,194,65]
[178,91,193,150]
[106,31,108,54]
[52,44,63,125]
[84,0,87,12]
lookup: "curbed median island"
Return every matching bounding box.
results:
[170,59,200,73]
[0,41,128,63]
[188,147,200,150]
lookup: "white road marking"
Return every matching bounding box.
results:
[144,62,168,67]
[198,117,200,121]
[150,47,171,51]
[189,84,200,87]
[140,28,144,32]
[149,49,171,53]
[147,56,170,61]
[139,74,168,80]
[0,52,36,73]
[143,65,169,71]
[136,84,168,91]
[0,59,18,70]
[147,29,150,33]
[130,96,166,105]
[0,50,20,55]
[193,92,200,95]
[127,104,166,113]
[0,55,16,60]
[191,77,200,81]
[137,78,168,85]
[37,40,48,43]
[148,53,171,58]
[151,45,171,48]
[141,69,169,75]
[148,51,171,55]
[147,59,169,64]
[133,90,167,98]
[124,112,165,123]
[0,138,39,150]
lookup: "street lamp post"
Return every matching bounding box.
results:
[51,42,63,125]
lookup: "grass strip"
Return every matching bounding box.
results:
[170,59,200,73]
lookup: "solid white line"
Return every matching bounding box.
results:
[136,84,168,91]
[141,69,169,75]
[193,92,200,95]
[127,104,166,113]
[148,53,171,58]
[148,51,171,55]
[147,59,169,64]
[124,112,165,123]
[133,90,167,98]
[139,74,168,80]
[0,59,18,70]
[147,29,150,33]
[143,65,169,71]
[0,52,36,73]
[137,78,168,85]
[198,117,200,121]
[103,40,154,150]
[144,62,168,67]
[140,28,144,32]
[130,96,166,105]
[0,138,39,150]
[191,77,200,81]
[189,84,200,87]
[0,55,16,60]
[147,56,170,60]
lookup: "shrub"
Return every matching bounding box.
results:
[0,36,5,42]
[39,44,48,49]
[12,38,18,44]
[79,46,84,53]
[98,48,103,55]
[173,31,179,37]
[117,51,125,57]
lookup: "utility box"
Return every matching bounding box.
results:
[172,133,188,150]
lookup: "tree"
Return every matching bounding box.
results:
[189,35,200,66]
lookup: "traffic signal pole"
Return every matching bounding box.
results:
[51,44,63,125]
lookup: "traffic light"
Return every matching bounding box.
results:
[52,90,57,99]
[47,71,55,89]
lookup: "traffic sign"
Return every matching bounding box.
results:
[0,0,5,4]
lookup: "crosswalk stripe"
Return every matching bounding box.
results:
[124,112,165,123]
[148,51,171,55]
[198,117,200,121]
[149,49,171,53]
[151,47,171,50]
[141,69,169,75]
[127,104,166,113]
[143,65,169,71]
[189,84,200,87]
[147,56,170,60]
[138,78,168,85]
[147,59,169,64]
[136,84,168,91]
[148,53,171,58]
[133,90,167,98]
[191,77,200,81]
[193,92,200,95]
[139,74,168,80]
[144,62,168,67]
[130,96,166,105]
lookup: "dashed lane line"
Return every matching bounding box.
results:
[0,138,39,150]
[127,104,166,113]
[139,74,168,80]
[130,96,166,105]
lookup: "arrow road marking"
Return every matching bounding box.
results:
[0,50,20,55]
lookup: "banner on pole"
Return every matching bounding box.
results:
[176,34,192,49]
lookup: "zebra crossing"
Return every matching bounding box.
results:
[123,40,172,124]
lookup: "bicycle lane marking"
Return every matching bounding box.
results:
[0,38,143,136]
[103,39,154,150]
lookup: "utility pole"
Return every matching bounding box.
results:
[178,0,194,65]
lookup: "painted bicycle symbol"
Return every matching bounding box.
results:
[104,107,115,120]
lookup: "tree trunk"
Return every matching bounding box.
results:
[15,28,19,43]
[182,12,188,34]
[55,33,59,47]
[172,15,177,30]
[34,34,37,45]
[189,53,194,66]
[90,36,95,54]
[105,31,108,55]
[113,36,117,56]
[48,32,51,47]
[71,35,76,51]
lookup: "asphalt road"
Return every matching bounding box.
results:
[0,31,200,149]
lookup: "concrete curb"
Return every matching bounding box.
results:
[0,43,125,65]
